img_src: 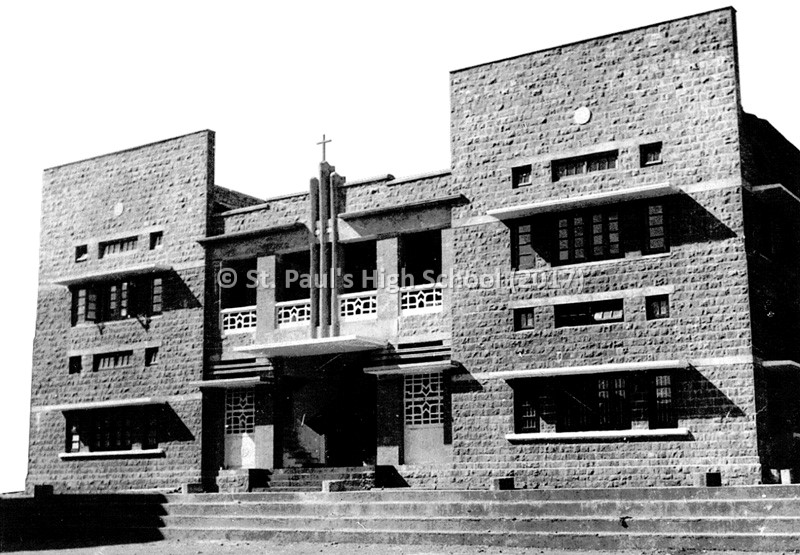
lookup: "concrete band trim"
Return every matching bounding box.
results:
[487,183,677,220]
[58,448,166,460]
[505,428,692,443]
[509,285,676,308]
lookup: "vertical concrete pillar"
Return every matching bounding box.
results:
[376,237,399,323]
[318,163,331,337]
[330,173,344,337]
[256,255,276,342]
[309,178,319,339]
[440,228,455,317]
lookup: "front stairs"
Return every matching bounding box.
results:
[5,485,800,551]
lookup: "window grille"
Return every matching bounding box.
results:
[225,388,255,435]
[650,374,676,428]
[404,372,444,426]
[552,151,618,181]
[99,236,138,258]
[93,351,133,371]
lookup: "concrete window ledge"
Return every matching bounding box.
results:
[59,448,165,460]
[505,428,692,443]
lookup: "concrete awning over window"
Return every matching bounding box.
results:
[52,264,172,286]
[752,184,800,207]
[487,183,678,220]
[235,335,387,358]
[47,397,167,412]
[489,359,688,380]
[188,377,264,389]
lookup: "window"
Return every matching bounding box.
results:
[650,374,676,429]
[144,347,159,367]
[640,142,663,167]
[555,207,620,265]
[69,356,82,374]
[552,150,618,182]
[71,276,163,325]
[512,223,536,270]
[554,299,624,328]
[149,231,163,250]
[514,373,676,434]
[75,245,88,263]
[645,203,668,253]
[404,372,444,426]
[66,411,158,453]
[99,236,138,258]
[93,351,133,371]
[646,295,670,320]
[514,308,535,331]
[515,391,539,433]
[512,165,532,188]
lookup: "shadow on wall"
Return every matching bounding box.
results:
[528,194,737,267]
[0,493,167,552]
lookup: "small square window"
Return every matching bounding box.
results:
[514,308,535,331]
[646,294,670,320]
[512,165,532,188]
[150,231,163,250]
[75,245,88,263]
[69,356,82,374]
[640,142,663,167]
[145,347,159,367]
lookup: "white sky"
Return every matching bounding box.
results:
[1,1,797,493]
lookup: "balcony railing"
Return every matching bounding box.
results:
[339,290,378,320]
[221,305,258,334]
[276,299,312,327]
[400,283,443,314]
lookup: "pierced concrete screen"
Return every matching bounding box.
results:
[225,388,255,435]
[404,372,444,426]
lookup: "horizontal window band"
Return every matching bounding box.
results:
[59,448,165,460]
[505,428,692,443]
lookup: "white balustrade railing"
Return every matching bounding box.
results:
[339,290,378,320]
[276,299,311,326]
[400,283,443,314]
[220,305,258,334]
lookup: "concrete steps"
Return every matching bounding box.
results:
[6,485,800,551]
[250,466,376,492]
[159,486,800,551]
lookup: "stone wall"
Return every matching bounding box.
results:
[28,131,215,492]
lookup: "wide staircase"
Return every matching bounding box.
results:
[253,466,377,492]
[5,485,800,551]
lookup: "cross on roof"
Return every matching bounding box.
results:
[317,134,332,162]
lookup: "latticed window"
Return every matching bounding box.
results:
[512,223,536,270]
[554,208,620,265]
[515,391,539,433]
[72,276,164,325]
[99,236,138,258]
[93,351,133,371]
[554,299,624,328]
[559,376,630,432]
[650,374,676,429]
[591,210,620,258]
[225,388,255,435]
[66,411,158,452]
[558,215,586,263]
[597,376,629,430]
[404,372,444,426]
[646,203,668,253]
[552,150,618,181]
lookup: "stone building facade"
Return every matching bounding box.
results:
[27,7,800,493]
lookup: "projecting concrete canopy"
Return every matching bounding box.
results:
[752,184,800,207]
[52,264,172,286]
[234,335,387,358]
[487,359,688,380]
[47,397,167,412]
[487,183,678,220]
[188,377,264,389]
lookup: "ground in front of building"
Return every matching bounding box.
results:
[8,541,800,555]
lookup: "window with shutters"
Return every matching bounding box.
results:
[71,276,164,325]
[65,411,158,453]
[554,207,620,265]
